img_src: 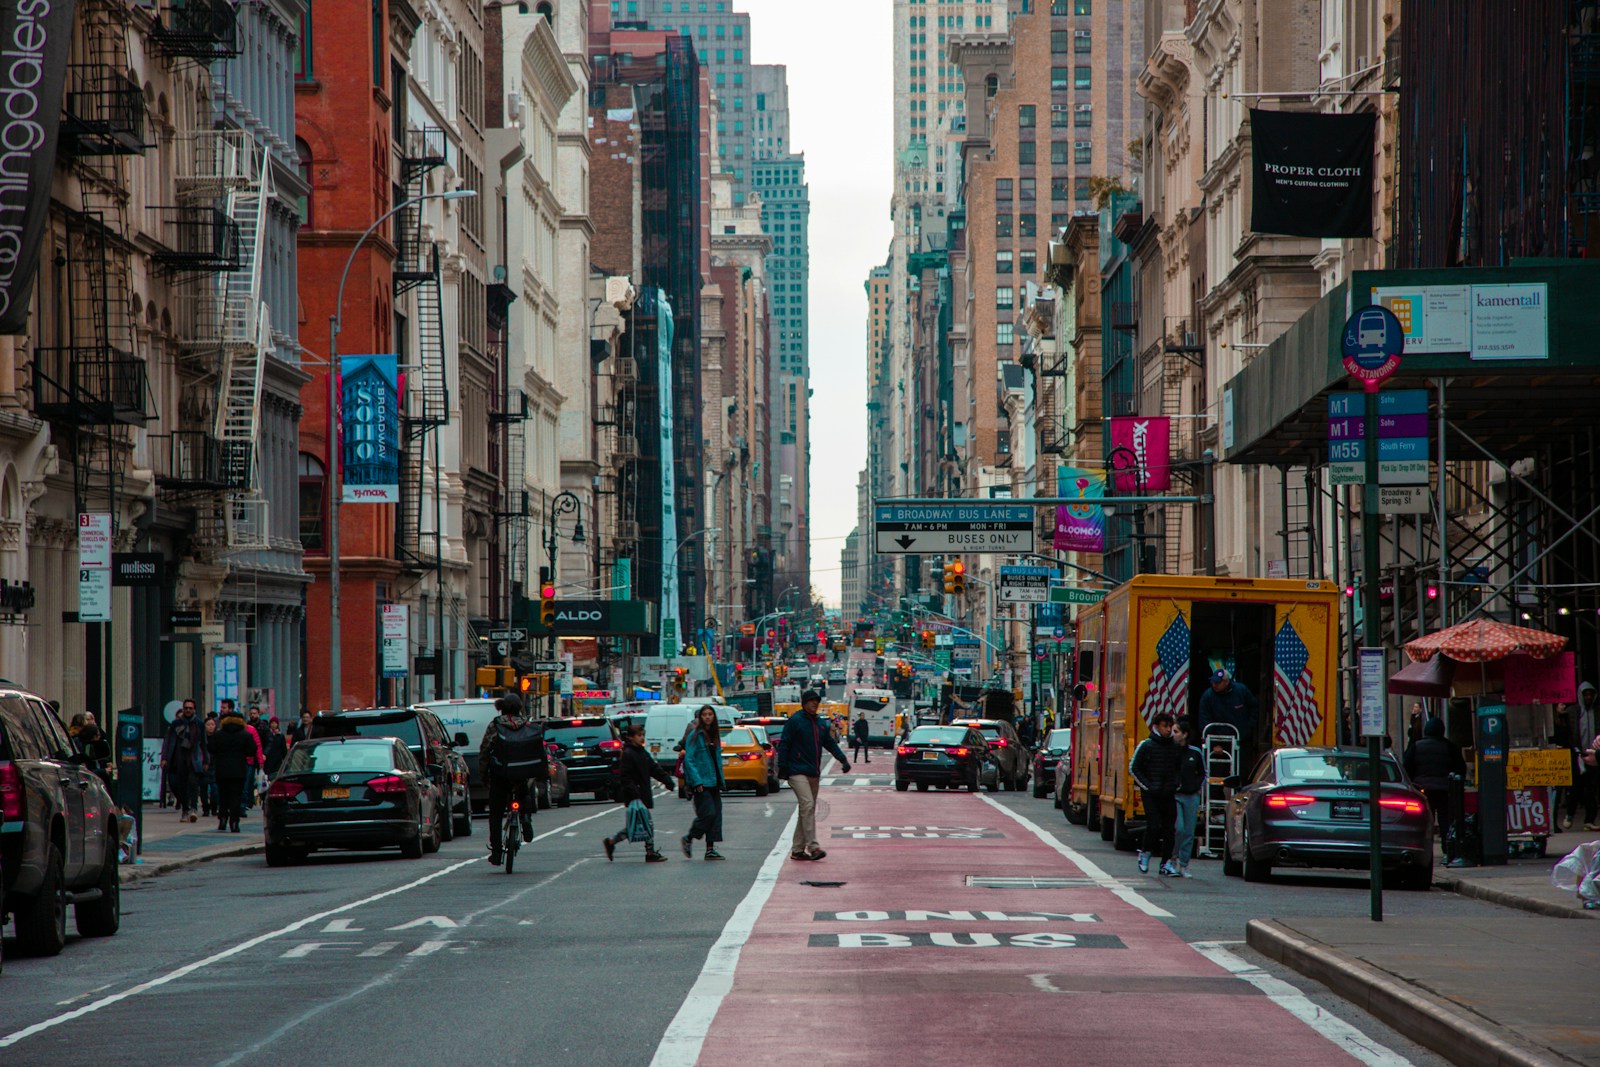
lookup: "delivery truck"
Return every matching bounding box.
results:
[1066,575,1341,851]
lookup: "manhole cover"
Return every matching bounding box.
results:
[965,875,1097,889]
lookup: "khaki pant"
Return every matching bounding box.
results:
[789,774,821,854]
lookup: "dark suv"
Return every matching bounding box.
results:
[542,717,623,801]
[0,685,120,957]
[309,708,472,838]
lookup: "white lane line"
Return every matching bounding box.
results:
[0,803,618,1051]
[1190,941,1416,1067]
[979,795,1174,918]
[649,809,800,1067]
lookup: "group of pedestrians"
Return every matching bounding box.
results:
[1129,712,1206,878]
[159,698,292,832]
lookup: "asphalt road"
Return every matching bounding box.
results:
[1,751,1509,1066]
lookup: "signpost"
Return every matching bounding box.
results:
[874,503,1035,554]
[998,565,1052,603]
[1048,586,1106,605]
[381,604,408,679]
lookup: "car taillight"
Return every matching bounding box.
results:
[267,779,304,800]
[366,775,408,795]
[0,760,22,820]
[598,740,623,753]
[948,747,970,758]
[993,738,1008,747]
[896,745,914,756]
[1380,797,1426,814]
[1264,793,1316,808]
[739,752,761,761]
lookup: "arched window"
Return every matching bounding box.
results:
[299,453,326,552]
[536,1,554,21]
[295,138,313,228]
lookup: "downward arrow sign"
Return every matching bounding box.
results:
[895,536,916,550]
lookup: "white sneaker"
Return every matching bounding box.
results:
[1137,851,1150,873]
[1178,864,1193,878]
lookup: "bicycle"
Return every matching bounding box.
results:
[502,798,522,873]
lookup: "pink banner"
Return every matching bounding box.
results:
[1053,467,1104,552]
[1108,416,1172,492]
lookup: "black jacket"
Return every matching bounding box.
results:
[1198,681,1259,739]
[1403,720,1466,790]
[1175,744,1206,796]
[208,716,256,780]
[852,718,869,741]
[1130,732,1183,796]
[263,732,289,776]
[617,744,674,807]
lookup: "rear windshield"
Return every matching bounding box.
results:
[283,743,395,774]
[1280,754,1402,784]
[852,695,891,712]
[546,726,613,748]
[957,723,1001,740]
[910,727,971,744]
[721,728,756,746]
[319,715,421,748]
[1043,730,1071,750]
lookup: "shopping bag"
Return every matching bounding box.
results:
[1551,840,1600,905]
[624,799,654,843]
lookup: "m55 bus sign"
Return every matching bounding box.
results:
[874,504,1036,554]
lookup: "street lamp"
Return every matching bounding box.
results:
[661,526,718,656]
[327,188,477,713]
[540,490,584,714]
[1107,445,1152,576]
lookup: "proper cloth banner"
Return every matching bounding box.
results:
[0,0,78,333]
[1108,416,1171,492]
[1054,466,1104,553]
[341,354,400,502]
[1250,109,1376,238]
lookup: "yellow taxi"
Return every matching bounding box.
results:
[718,725,771,796]
[771,701,849,742]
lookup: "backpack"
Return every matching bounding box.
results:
[488,719,548,780]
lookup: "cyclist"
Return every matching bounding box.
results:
[478,694,549,866]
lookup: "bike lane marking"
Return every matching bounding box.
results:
[683,786,1394,1067]
[0,804,617,1051]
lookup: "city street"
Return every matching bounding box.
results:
[2,760,1517,1067]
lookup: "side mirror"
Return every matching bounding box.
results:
[454,732,470,748]
[1071,683,1089,702]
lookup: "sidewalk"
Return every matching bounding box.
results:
[1434,844,1600,919]
[120,804,265,884]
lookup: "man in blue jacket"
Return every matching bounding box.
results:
[778,690,850,861]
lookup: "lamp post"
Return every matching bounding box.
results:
[541,490,585,714]
[1107,445,1150,576]
[661,526,719,658]
[327,188,477,713]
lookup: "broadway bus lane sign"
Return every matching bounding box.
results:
[874,503,1036,554]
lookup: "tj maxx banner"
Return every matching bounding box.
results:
[1108,416,1171,492]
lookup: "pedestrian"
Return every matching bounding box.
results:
[478,694,547,866]
[69,712,114,788]
[263,717,289,778]
[208,707,255,833]
[1130,711,1182,876]
[288,709,316,746]
[1566,683,1600,831]
[851,712,871,764]
[199,716,218,818]
[240,708,266,814]
[160,698,205,821]
[1402,716,1467,831]
[1406,702,1426,746]
[603,723,675,863]
[777,689,850,862]
[1197,669,1260,772]
[681,705,727,860]
[1171,718,1206,878]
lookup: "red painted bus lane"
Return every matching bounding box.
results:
[692,789,1373,1067]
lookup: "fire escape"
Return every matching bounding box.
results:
[394,128,450,573]
[35,1,152,527]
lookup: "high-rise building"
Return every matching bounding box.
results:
[750,65,792,162]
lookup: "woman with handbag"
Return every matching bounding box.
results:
[603,723,675,862]
[681,705,727,861]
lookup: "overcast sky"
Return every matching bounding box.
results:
[741,1,891,608]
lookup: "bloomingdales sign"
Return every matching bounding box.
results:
[1249,108,1377,239]
[0,0,76,334]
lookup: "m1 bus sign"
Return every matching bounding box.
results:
[1340,305,1405,390]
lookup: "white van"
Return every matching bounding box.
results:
[411,698,501,811]
[641,702,738,773]
[772,684,801,704]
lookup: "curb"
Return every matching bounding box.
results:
[120,843,264,885]
[1246,919,1572,1067]
[1433,874,1598,920]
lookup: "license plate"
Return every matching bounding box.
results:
[650,744,660,753]
[322,787,350,800]
[571,749,587,758]
[921,750,939,760]
[1330,799,1362,820]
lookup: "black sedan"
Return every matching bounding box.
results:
[264,738,443,865]
[543,717,623,801]
[895,726,997,792]
[1032,728,1072,800]
[1223,746,1434,889]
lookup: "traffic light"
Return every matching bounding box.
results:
[519,674,534,696]
[539,566,556,627]
[945,558,966,597]
[921,629,934,649]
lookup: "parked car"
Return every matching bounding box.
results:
[1054,741,1075,817]
[536,742,571,809]
[1033,728,1072,800]
[411,698,501,813]
[895,725,997,793]
[1222,746,1434,889]
[264,738,444,865]
[718,727,772,795]
[950,718,1030,790]
[309,707,470,838]
[0,686,121,956]
[543,717,623,801]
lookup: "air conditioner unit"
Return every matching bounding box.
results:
[613,356,637,381]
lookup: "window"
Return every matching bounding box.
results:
[1051,67,1067,91]
[299,454,326,552]
[996,249,1013,273]
[1075,140,1092,164]
[996,286,1015,309]
[1051,30,1068,53]
[996,213,1012,237]
[1075,29,1092,53]
[1051,141,1069,165]
[1020,251,1037,274]
[1052,212,1069,230]
[985,74,998,97]
[1018,141,1036,165]
[716,72,726,87]
[1076,103,1093,127]
[1018,104,1035,127]
[996,177,1012,201]
[371,0,384,88]
[1019,177,1036,202]
[1075,66,1092,90]
[1052,107,1069,128]
[997,322,1014,345]
[1075,177,1092,201]
[295,0,314,79]
[295,139,314,226]
[716,49,725,62]
[1051,177,1070,201]
[1075,0,1091,12]
[1019,213,1036,237]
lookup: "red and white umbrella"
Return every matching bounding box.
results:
[1403,617,1567,664]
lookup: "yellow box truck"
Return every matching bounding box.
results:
[1066,575,1341,850]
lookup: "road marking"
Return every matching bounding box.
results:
[54,983,113,1007]
[979,795,1173,918]
[1189,941,1416,1067]
[322,918,362,933]
[387,915,458,930]
[562,831,577,836]
[0,803,618,1051]
[358,942,399,957]
[650,809,799,1067]
[1028,973,1062,993]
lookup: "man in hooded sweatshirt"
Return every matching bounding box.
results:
[1403,716,1466,831]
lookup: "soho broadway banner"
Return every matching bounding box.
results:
[0,0,78,334]
[1249,108,1377,238]
[341,354,400,502]
[1108,416,1171,492]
